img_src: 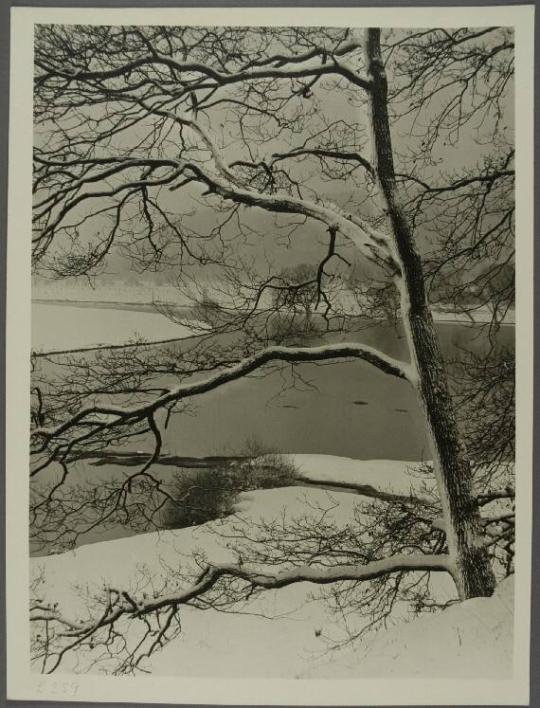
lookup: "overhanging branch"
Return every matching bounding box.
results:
[31,551,451,673]
[32,342,412,454]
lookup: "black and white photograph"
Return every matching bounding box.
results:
[5,5,535,705]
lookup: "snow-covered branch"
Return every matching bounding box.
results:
[178,159,394,266]
[33,554,452,623]
[31,551,450,673]
[36,43,370,92]
[271,147,375,177]
[32,341,412,452]
[34,120,395,271]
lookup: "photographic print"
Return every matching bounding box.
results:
[6,5,534,705]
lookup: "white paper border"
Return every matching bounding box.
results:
[6,5,535,704]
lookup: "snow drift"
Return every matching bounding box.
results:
[30,456,514,679]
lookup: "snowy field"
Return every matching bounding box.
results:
[32,302,195,352]
[31,456,513,679]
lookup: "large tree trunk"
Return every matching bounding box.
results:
[364,29,496,599]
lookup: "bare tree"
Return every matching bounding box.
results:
[30,24,515,671]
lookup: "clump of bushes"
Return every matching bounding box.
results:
[160,446,297,529]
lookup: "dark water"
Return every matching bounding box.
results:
[164,354,426,460]
[157,322,513,462]
[34,306,514,462]
[31,310,514,553]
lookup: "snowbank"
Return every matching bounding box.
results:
[31,486,360,617]
[300,576,514,679]
[291,454,436,498]
[32,487,363,676]
[432,305,515,326]
[30,457,514,678]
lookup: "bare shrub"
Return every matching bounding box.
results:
[161,445,297,529]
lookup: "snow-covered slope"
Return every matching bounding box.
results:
[31,457,514,679]
[300,576,514,678]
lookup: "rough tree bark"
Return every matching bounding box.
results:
[365,28,496,599]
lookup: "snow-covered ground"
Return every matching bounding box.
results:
[300,575,513,679]
[32,281,192,306]
[431,305,515,325]
[292,455,437,497]
[30,456,514,679]
[32,302,195,352]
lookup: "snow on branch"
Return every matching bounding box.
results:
[33,120,396,272]
[176,157,395,268]
[31,552,450,674]
[203,553,451,587]
[36,42,371,92]
[271,147,375,177]
[32,342,411,449]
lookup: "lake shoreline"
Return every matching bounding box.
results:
[32,298,515,356]
[31,304,514,470]
[32,297,192,316]
[32,296,516,326]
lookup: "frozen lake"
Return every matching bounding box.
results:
[32,301,194,352]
